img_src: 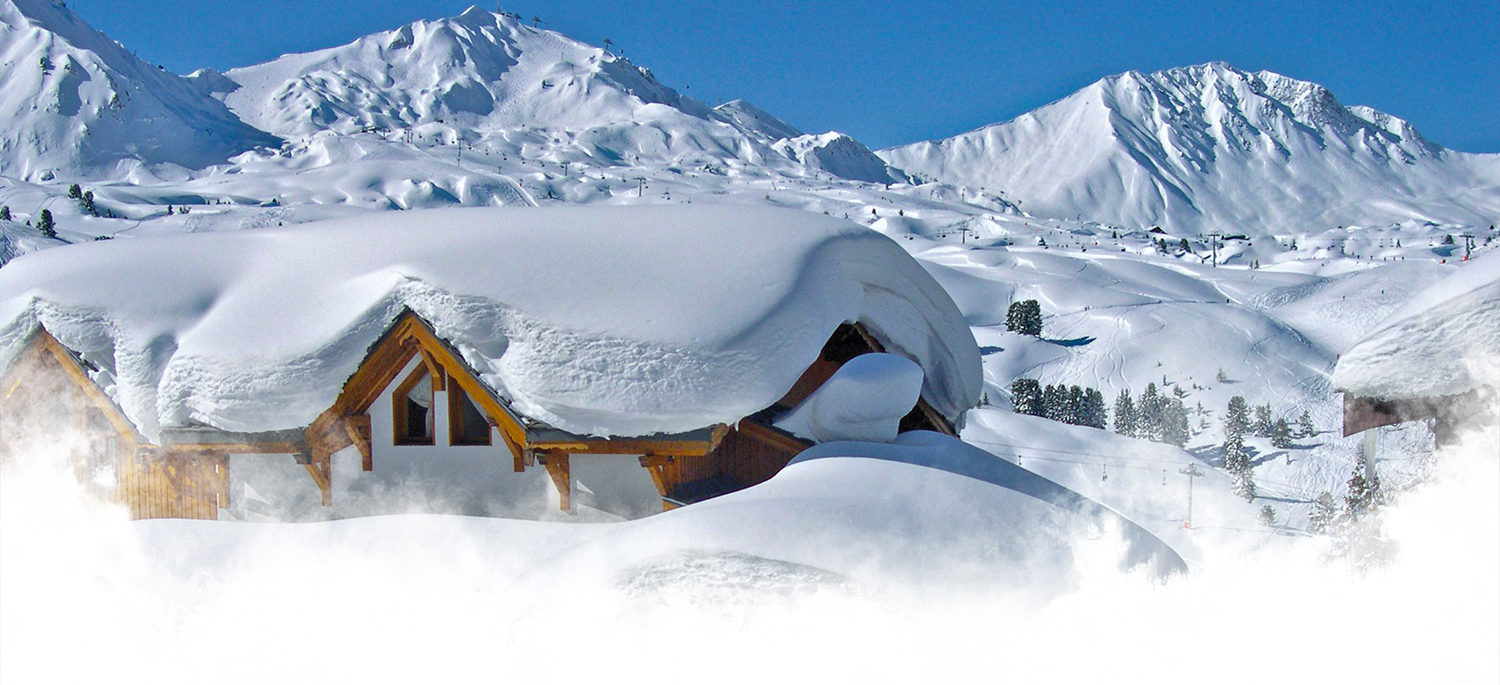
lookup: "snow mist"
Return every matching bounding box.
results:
[1,423,1495,683]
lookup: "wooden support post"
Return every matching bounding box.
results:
[302,448,333,507]
[639,454,678,511]
[541,452,571,513]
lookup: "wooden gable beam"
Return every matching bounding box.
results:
[2,329,150,453]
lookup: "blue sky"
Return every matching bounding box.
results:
[66,0,1499,152]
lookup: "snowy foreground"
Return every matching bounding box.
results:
[2,426,1495,683]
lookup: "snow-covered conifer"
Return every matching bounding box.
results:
[1307,492,1338,534]
[1271,417,1292,448]
[1253,404,1273,437]
[1257,505,1277,527]
[1010,378,1042,416]
[37,209,55,238]
[1297,410,1314,437]
[1113,389,1136,437]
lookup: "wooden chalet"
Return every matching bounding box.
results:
[1,311,958,521]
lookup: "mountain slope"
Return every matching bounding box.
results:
[0,0,279,180]
[881,63,1500,234]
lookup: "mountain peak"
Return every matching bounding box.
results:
[880,64,1496,234]
[217,6,713,138]
[0,0,278,179]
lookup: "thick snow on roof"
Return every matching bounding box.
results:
[1333,249,1500,400]
[0,205,980,440]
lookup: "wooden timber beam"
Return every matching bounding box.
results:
[540,451,571,513]
[638,453,676,511]
[303,456,332,507]
[344,414,373,471]
[416,347,446,392]
[165,441,308,455]
[528,439,711,456]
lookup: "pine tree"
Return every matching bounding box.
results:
[1160,395,1190,446]
[1257,504,1278,527]
[1015,300,1043,336]
[1179,237,1190,253]
[1345,461,1382,519]
[1216,368,1229,383]
[0,206,10,221]
[67,183,82,200]
[1113,389,1136,437]
[1010,378,1042,416]
[81,190,96,216]
[1253,404,1274,437]
[1005,301,1027,334]
[1139,382,1164,442]
[1307,491,1338,534]
[36,209,55,239]
[1297,410,1314,438]
[1083,388,1108,429]
[1042,384,1068,422]
[1224,396,1256,501]
[1067,385,1086,425]
[1271,417,1292,448]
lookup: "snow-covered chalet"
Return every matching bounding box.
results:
[0,206,982,521]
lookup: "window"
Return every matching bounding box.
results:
[393,366,434,445]
[448,383,492,446]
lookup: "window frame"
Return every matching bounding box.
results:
[447,382,494,447]
[392,365,435,446]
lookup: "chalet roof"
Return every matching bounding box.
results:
[0,205,981,441]
[1333,249,1500,401]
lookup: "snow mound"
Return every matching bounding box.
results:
[881,62,1500,234]
[0,219,64,268]
[0,205,981,440]
[785,431,1187,578]
[1334,249,1500,400]
[0,0,279,180]
[775,352,923,443]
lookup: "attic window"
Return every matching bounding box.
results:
[448,383,492,446]
[393,366,434,445]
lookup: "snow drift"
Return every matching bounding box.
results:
[0,205,981,440]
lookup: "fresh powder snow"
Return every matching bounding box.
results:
[0,204,981,440]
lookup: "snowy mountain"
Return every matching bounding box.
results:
[209,7,713,138]
[712,99,805,141]
[881,63,1500,235]
[0,0,279,181]
[774,132,908,185]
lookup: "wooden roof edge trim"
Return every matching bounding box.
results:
[396,313,530,448]
[737,419,813,453]
[331,316,422,415]
[29,328,151,450]
[529,439,712,456]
